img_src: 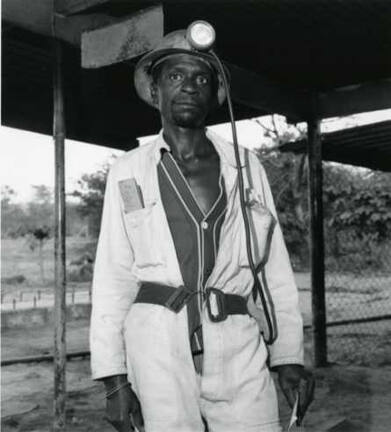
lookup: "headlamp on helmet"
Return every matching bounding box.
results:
[186,21,216,51]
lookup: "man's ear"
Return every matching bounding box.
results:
[150,83,159,107]
[210,92,219,111]
[209,75,220,111]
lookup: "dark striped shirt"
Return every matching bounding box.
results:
[158,150,227,371]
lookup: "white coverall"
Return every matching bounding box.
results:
[90,130,304,432]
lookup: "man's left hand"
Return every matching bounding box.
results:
[275,364,315,425]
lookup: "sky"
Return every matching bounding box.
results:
[0,127,122,202]
[1,109,390,202]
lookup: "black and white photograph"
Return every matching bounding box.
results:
[1,1,391,431]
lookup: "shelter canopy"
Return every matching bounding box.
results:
[2,1,391,164]
[280,120,391,172]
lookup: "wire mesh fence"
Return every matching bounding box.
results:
[322,164,391,365]
[323,168,391,366]
[263,153,391,366]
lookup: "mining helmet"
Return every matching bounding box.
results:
[134,24,227,108]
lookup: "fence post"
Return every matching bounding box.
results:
[53,7,67,430]
[307,116,328,367]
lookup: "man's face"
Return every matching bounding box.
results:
[151,54,218,129]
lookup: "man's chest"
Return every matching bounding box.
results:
[175,157,221,215]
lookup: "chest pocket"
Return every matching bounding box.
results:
[123,202,165,269]
[239,198,276,269]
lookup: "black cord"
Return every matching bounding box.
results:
[211,51,276,344]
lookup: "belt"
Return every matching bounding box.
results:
[134,282,248,323]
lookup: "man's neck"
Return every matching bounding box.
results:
[162,123,212,162]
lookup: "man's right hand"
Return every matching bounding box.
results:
[103,375,144,432]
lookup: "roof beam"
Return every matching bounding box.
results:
[281,141,391,172]
[279,120,391,172]
[81,5,163,68]
[227,63,310,121]
[318,79,391,119]
[2,0,134,46]
[54,13,122,46]
[323,152,390,172]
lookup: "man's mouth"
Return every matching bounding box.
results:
[173,100,200,108]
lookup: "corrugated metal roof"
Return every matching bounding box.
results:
[280,120,391,172]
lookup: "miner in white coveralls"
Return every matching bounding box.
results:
[90,25,314,432]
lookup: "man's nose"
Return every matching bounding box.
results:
[181,76,198,93]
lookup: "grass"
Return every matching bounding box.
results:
[1,237,97,296]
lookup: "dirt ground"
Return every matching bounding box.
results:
[2,318,391,432]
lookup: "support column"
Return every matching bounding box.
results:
[53,32,67,431]
[307,117,327,367]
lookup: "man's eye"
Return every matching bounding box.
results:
[196,76,209,85]
[169,73,183,81]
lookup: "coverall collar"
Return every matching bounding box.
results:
[152,128,248,169]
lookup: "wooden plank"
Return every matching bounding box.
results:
[54,13,120,46]
[82,5,163,68]
[53,36,67,431]
[1,351,90,366]
[56,0,108,15]
[318,79,391,119]
[307,116,328,367]
[2,0,142,46]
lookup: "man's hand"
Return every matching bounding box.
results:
[103,375,144,432]
[275,364,315,425]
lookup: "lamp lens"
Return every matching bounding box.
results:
[188,21,215,50]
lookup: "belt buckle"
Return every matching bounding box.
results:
[205,288,227,322]
[165,286,193,313]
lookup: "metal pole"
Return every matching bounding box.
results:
[53,18,67,431]
[307,117,327,367]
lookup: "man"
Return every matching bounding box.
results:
[90,27,314,432]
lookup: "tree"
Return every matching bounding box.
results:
[26,225,51,282]
[1,184,56,238]
[250,115,391,271]
[32,184,52,203]
[1,186,27,238]
[322,164,391,271]
[72,160,113,238]
[252,115,310,269]
[1,185,16,210]
[21,185,54,282]
[26,185,54,230]
[326,168,391,243]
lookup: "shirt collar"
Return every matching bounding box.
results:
[206,129,248,168]
[152,130,170,163]
[152,128,248,168]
